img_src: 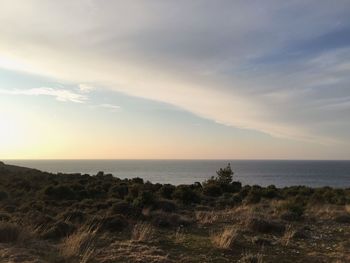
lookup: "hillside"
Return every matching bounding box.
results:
[0,162,349,262]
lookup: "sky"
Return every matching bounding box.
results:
[0,0,350,159]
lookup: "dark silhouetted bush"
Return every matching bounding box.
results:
[216,163,234,185]
[0,190,8,201]
[261,185,279,199]
[247,218,285,234]
[0,222,21,243]
[42,221,76,239]
[159,184,176,199]
[109,184,129,199]
[173,185,200,205]
[44,185,77,200]
[133,191,156,207]
[102,215,128,232]
[203,182,222,197]
[279,200,305,221]
[153,199,177,213]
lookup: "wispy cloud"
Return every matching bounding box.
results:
[78,84,95,93]
[98,103,121,111]
[0,87,87,103]
[0,1,350,145]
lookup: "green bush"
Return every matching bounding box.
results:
[133,191,156,207]
[172,185,200,205]
[215,163,234,185]
[159,184,176,199]
[0,222,21,243]
[109,184,129,199]
[0,190,8,201]
[261,185,279,199]
[101,215,128,232]
[203,182,222,197]
[279,199,305,221]
[43,185,77,200]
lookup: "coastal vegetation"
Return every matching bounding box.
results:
[0,161,349,262]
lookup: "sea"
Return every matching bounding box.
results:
[4,160,350,188]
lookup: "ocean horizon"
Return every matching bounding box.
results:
[4,159,350,188]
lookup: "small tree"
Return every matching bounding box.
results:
[216,163,234,185]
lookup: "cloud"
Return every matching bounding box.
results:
[0,87,87,103]
[78,84,95,93]
[0,1,350,144]
[98,104,121,111]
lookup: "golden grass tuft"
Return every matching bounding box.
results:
[211,227,239,250]
[60,223,99,263]
[131,222,155,242]
[195,211,220,225]
[280,224,295,246]
[174,226,185,244]
[238,251,264,263]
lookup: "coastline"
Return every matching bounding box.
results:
[0,161,349,262]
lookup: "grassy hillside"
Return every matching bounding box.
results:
[0,161,349,262]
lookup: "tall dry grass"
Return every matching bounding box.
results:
[60,223,99,263]
[131,222,154,242]
[238,251,264,263]
[280,224,295,246]
[211,227,239,250]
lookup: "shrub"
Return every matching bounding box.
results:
[245,186,263,204]
[150,211,192,228]
[133,191,156,207]
[0,222,21,243]
[216,163,234,185]
[101,215,128,232]
[230,181,242,193]
[131,177,144,184]
[246,218,285,234]
[110,200,133,215]
[42,221,76,240]
[261,185,279,199]
[0,212,11,221]
[172,185,200,205]
[245,191,261,204]
[279,199,305,221]
[61,210,86,224]
[239,185,251,199]
[159,184,176,199]
[44,185,77,200]
[128,184,141,199]
[0,190,8,201]
[109,184,128,199]
[203,182,222,197]
[153,200,177,213]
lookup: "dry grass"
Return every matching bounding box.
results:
[0,222,32,244]
[211,227,239,250]
[306,204,344,220]
[60,223,99,263]
[238,251,264,263]
[280,225,295,246]
[174,226,185,244]
[131,222,155,242]
[195,211,220,225]
[345,205,350,214]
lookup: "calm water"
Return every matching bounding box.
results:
[5,160,350,187]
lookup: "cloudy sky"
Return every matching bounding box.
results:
[1,0,350,159]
